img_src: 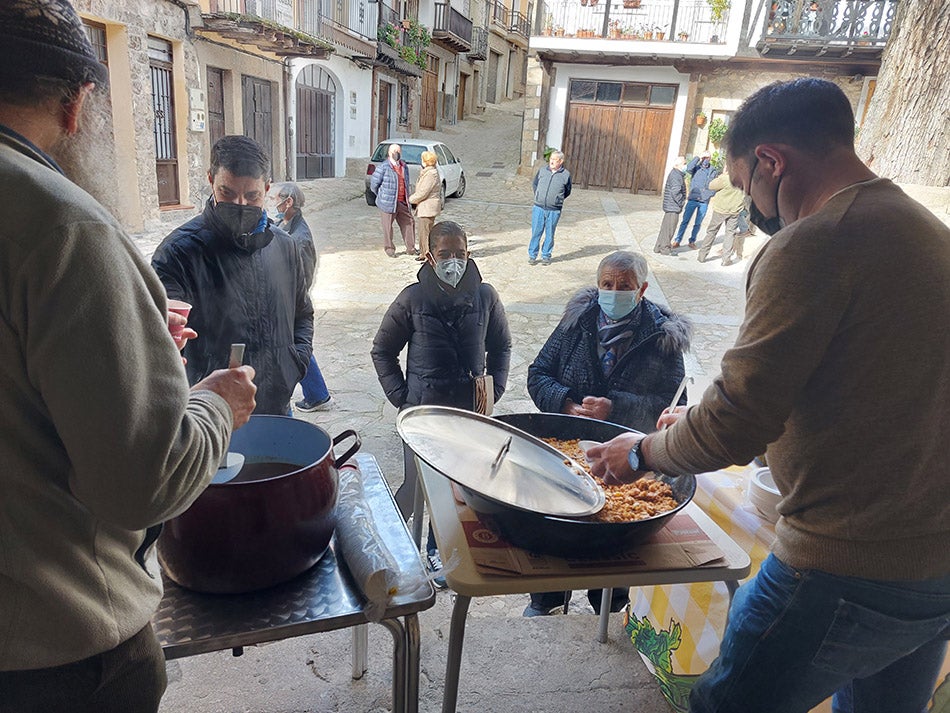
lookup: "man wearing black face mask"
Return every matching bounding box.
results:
[589,78,950,713]
[152,136,314,415]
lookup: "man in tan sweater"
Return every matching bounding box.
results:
[696,172,747,265]
[0,3,256,711]
[589,78,950,712]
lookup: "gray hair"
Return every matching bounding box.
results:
[274,181,305,208]
[597,251,648,285]
[550,150,565,162]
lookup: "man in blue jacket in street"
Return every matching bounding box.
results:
[672,150,720,251]
[528,150,572,266]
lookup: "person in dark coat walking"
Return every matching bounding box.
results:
[152,136,314,416]
[372,221,511,586]
[270,182,333,412]
[654,156,688,255]
[672,151,721,250]
[524,250,691,617]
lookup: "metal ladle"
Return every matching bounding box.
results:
[211,344,246,484]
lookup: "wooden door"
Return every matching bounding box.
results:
[458,73,468,121]
[296,64,335,178]
[420,54,438,130]
[487,51,500,104]
[206,67,225,150]
[242,75,273,176]
[149,42,179,206]
[562,80,676,194]
[377,81,391,144]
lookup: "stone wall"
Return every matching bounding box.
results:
[77,0,202,232]
[684,67,865,158]
[518,55,544,175]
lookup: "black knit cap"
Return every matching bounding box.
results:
[0,0,109,90]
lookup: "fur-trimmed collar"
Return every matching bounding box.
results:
[560,286,692,354]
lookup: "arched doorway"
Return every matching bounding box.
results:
[296,65,336,178]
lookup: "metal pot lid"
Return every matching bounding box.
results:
[396,405,605,517]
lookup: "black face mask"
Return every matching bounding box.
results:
[214,201,264,247]
[748,157,784,236]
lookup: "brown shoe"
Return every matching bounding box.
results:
[689,243,699,250]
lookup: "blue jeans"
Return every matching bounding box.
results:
[300,354,330,403]
[529,205,561,260]
[690,554,950,713]
[674,199,708,245]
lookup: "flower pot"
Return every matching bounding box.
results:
[696,115,707,127]
[678,33,689,41]
[401,19,411,29]
[622,0,641,7]
[554,28,565,36]
[542,27,552,36]
[643,31,653,40]
[609,28,621,38]
[656,31,666,40]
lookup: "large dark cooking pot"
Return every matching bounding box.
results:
[157,415,360,594]
[463,413,696,559]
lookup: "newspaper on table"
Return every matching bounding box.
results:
[450,483,724,576]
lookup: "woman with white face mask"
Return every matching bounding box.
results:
[523,250,692,617]
[371,220,512,587]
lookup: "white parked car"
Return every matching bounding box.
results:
[365,139,466,209]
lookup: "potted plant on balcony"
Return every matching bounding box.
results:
[707,117,728,147]
[678,30,689,41]
[621,25,636,39]
[622,0,642,8]
[707,0,730,22]
[655,25,666,40]
[554,25,565,37]
[696,110,707,127]
[608,20,622,39]
[541,13,554,35]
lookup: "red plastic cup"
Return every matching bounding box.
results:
[167,299,192,339]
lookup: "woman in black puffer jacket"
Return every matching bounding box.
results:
[372,221,511,585]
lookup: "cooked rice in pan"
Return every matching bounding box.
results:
[541,437,678,523]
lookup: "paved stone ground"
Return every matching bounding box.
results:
[144,100,949,712]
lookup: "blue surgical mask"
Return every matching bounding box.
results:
[434,258,467,288]
[598,289,640,320]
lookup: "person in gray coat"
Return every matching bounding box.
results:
[654,156,688,255]
[528,150,572,265]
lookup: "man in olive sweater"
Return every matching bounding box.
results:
[590,79,950,712]
[0,3,257,710]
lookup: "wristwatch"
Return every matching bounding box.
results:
[627,439,647,473]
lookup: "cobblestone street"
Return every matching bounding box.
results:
[147,100,949,712]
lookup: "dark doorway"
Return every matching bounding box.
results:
[148,36,179,206]
[296,65,336,179]
[377,81,391,145]
[206,66,225,150]
[242,75,273,176]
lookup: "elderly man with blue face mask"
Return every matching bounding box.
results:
[523,250,692,617]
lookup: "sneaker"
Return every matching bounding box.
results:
[689,243,699,250]
[528,257,537,265]
[541,257,552,266]
[426,549,447,590]
[522,603,558,618]
[295,395,333,412]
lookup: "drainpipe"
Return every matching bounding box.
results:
[285,58,296,182]
[165,0,192,37]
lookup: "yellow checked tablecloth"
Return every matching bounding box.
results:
[624,465,950,713]
[623,464,774,712]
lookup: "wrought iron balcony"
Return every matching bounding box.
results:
[492,0,510,29]
[534,0,731,45]
[757,0,895,58]
[433,3,473,52]
[375,2,425,77]
[469,25,489,60]
[202,0,332,57]
[509,10,531,37]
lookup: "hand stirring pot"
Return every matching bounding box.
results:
[211,343,246,484]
